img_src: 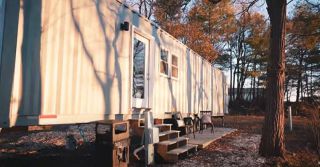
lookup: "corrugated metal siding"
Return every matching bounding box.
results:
[0,0,4,125]
[150,30,227,118]
[2,0,227,127]
[7,0,133,126]
[0,0,5,72]
[11,0,42,120]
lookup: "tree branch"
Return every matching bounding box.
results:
[305,0,320,9]
[235,0,259,16]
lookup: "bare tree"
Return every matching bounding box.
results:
[125,0,155,19]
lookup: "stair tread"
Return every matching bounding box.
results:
[157,137,188,145]
[167,144,197,155]
[155,124,172,127]
[159,130,180,136]
[139,124,172,128]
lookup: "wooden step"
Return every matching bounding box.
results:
[165,144,198,162]
[155,124,172,129]
[139,124,172,132]
[159,130,180,137]
[156,137,188,153]
[157,137,188,146]
[167,144,197,155]
[159,130,180,141]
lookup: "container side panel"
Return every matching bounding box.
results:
[0,0,5,71]
[0,0,20,127]
[7,0,133,126]
[3,0,226,126]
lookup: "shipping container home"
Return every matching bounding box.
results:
[0,0,228,128]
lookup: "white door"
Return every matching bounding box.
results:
[131,33,150,108]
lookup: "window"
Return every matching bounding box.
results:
[132,37,145,98]
[171,55,178,78]
[160,49,168,75]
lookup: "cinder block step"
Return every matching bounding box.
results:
[166,144,198,162]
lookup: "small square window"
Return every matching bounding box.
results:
[172,55,178,66]
[160,49,169,75]
[172,66,178,78]
[160,61,168,75]
[161,50,168,62]
[171,55,178,78]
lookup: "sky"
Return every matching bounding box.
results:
[223,0,304,101]
[251,0,300,18]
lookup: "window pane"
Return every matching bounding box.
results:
[172,55,178,66]
[133,38,145,98]
[160,49,169,75]
[172,66,178,78]
[161,50,168,62]
[160,61,168,75]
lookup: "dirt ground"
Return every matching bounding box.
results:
[215,116,319,167]
[166,132,266,167]
[0,115,319,167]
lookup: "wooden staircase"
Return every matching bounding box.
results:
[153,124,198,162]
[134,118,198,163]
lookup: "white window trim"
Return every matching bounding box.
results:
[159,47,179,80]
[130,26,154,109]
[159,47,170,78]
[170,54,179,80]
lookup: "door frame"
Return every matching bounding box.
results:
[130,26,154,109]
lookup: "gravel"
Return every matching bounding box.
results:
[0,124,96,157]
[1,125,267,167]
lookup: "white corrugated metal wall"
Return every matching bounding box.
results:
[1,0,227,127]
[8,0,135,126]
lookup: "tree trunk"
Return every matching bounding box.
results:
[259,0,286,157]
[296,53,303,102]
[232,67,236,101]
[229,47,233,101]
[257,77,260,101]
[253,56,257,101]
[310,65,313,96]
[285,77,289,102]
[250,77,254,101]
[296,79,301,102]
[300,80,304,101]
[234,58,239,100]
[304,63,309,97]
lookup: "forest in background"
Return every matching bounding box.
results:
[124,0,320,114]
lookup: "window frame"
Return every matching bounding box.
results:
[132,36,147,99]
[130,26,154,108]
[171,54,179,79]
[159,48,169,77]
